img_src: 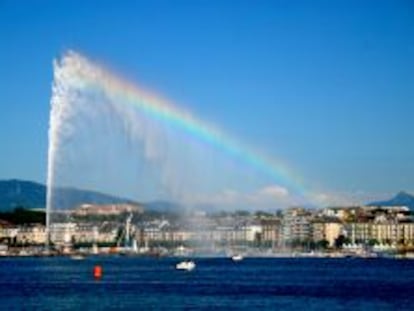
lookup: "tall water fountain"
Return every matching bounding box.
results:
[46,51,306,248]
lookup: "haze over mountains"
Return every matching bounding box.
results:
[0,179,413,212]
[0,179,135,211]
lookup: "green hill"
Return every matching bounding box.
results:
[0,179,136,211]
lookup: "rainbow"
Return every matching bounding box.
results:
[61,51,312,203]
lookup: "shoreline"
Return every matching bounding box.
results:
[1,250,413,260]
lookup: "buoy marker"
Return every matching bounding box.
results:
[93,265,103,279]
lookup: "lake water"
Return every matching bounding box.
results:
[0,257,413,310]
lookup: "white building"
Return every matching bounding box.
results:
[50,222,77,246]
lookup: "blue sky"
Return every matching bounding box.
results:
[0,0,413,204]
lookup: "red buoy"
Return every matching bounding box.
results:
[93,265,103,279]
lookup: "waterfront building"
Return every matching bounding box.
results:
[346,222,372,244]
[16,224,46,245]
[260,218,282,247]
[321,207,349,221]
[73,223,117,244]
[312,219,343,247]
[244,225,263,243]
[142,226,194,244]
[50,222,77,246]
[371,221,414,245]
[0,220,18,243]
[281,208,312,245]
[400,222,414,245]
[72,203,143,216]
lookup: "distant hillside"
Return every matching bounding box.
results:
[368,191,414,210]
[0,180,46,210]
[0,179,136,211]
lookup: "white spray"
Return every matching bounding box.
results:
[46,52,293,239]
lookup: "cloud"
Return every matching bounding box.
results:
[310,190,393,207]
[183,185,395,210]
[184,184,293,210]
[257,185,289,199]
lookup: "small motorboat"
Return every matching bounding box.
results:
[176,260,196,271]
[231,254,243,262]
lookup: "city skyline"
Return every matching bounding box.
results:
[0,1,413,207]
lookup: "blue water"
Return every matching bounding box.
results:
[0,257,413,310]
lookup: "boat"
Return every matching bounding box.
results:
[70,254,86,260]
[176,260,196,271]
[231,254,243,261]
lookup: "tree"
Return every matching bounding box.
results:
[316,239,329,250]
[368,239,379,246]
[334,235,347,249]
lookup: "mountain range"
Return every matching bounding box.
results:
[1,179,413,211]
[368,191,414,210]
[0,179,136,211]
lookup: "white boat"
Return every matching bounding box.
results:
[231,254,243,261]
[70,254,86,260]
[176,260,196,271]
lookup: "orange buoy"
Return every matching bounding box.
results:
[93,265,103,279]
